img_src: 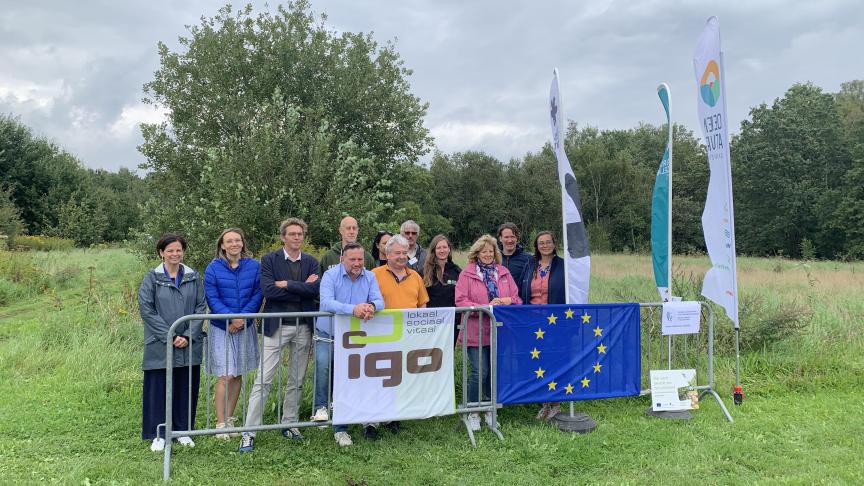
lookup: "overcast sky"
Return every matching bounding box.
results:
[1,1,861,172]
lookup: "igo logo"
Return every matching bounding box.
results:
[347,310,403,344]
[342,310,443,387]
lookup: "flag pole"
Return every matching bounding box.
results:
[661,82,673,372]
[554,69,574,418]
[664,83,673,300]
[550,68,597,433]
[554,68,572,306]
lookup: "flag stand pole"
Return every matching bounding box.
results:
[550,68,597,434]
[646,82,692,421]
[553,403,598,433]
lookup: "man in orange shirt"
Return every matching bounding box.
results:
[368,234,429,438]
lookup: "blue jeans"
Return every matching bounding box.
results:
[313,330,347,433]
[467,346,491,404]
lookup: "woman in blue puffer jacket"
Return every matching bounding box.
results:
[204,228,263,439]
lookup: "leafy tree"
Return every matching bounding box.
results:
[734,83,850,258]
[430,151,508,247]
[0,116,87,235]
[138,2,431,267]
[52,190,109,246]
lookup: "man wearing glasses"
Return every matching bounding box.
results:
[400,220,426,274]
[240,218,319,452]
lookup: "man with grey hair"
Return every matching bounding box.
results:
[400,220,426,273]
[368,233,429,439]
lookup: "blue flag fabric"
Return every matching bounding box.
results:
[495,303,641,404]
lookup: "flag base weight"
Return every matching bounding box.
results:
[644,407,692,420]
[551,411,597,433]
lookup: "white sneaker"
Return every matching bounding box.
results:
[177,436,195,448]
[334,431,353,447]
[214,422,230,441]
[484,412,500,429]
[150,437,165,452]
[466,413,481,432]
[312,406,330,422]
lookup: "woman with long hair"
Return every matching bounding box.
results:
[371,230,393,267]
[203,228,263,439]
[422,235,462,345]
[519,230,565,421]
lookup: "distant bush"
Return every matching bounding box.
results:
[712,292,812,354]
[0,251,51,306]
[800,238,816,261]
[0,278,24,306]
[15,236,75,251]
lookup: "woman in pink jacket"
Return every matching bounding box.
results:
[455,234,521,431]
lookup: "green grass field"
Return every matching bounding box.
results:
[1,248,862,484]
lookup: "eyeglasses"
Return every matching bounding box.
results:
[403,231,417,236]
[537,240,555,246]
[285,232,304,237]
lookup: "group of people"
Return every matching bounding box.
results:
[138,218,566,452]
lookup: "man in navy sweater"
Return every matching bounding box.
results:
[240,218,319,452]
[497,222,535,289]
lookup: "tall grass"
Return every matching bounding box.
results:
[1,249,862,484]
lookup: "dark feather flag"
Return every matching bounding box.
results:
[495,303,641,404]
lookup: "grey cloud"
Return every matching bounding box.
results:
[1,0,862,170]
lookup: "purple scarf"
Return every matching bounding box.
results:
[476,262,499,301]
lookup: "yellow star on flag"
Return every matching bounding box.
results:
[565,383,574,394]
[593,326,603,337]
[581,377,590,388]
[581,312,591,324]
[564,308,574,319]
[548,381,557,391]
[593,362,602,373]
[530,347,541,359]
[535,367,546,378]
[547,314,557,325]
[534,328,545,339]
[597,343,607,354]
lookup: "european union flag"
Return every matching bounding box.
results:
[495,303,641,404]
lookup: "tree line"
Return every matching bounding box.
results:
[0,115,147,247]
[2,3,862,266]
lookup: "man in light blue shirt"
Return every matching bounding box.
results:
[311,242,384,446]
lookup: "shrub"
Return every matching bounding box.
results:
[800,238,816,260]
[713,292,812,354]
[15,236,75,251]
[0,278,24,306]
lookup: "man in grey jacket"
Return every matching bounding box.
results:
[400,219,426,274]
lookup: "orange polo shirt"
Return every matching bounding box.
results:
[371,265,430,309]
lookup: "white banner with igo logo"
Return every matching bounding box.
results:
[332,308,455,425]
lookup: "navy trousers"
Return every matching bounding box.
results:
[142,366,201,440]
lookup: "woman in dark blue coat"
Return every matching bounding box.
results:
[203,228,263,440]
[519,231,565,421]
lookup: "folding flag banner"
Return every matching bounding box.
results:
[693,16,740,327]
[651,83,672,302]
[332,308,455,425]
[549,69,591,304]
[495,303,640,404]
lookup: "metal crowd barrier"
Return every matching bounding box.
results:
[160,303,734,480]
[638,302,733,422]
[161,306,500,480]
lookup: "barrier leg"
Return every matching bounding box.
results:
[700,388,734,423]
